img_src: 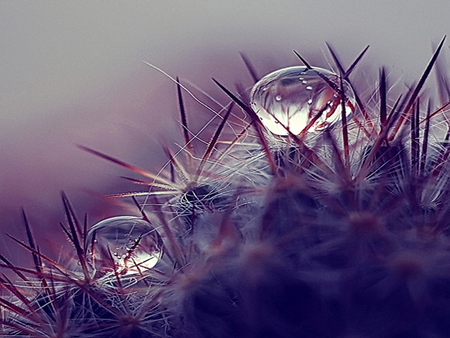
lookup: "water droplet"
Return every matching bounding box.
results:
[250,66,356,135]
[87,216,163,275]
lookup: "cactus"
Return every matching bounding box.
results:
[2,37,450,337]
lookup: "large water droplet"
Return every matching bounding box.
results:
[86,216,163,275]
[250,66,356,136]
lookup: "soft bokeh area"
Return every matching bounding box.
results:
[1,1,449,257]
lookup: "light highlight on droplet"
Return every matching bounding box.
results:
[250,66,356,136]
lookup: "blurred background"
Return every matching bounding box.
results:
[1,1,449,259]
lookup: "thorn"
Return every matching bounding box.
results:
[240,52,259,83]
[293,50,313,69]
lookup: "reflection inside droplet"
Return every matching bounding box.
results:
[250,66,356,136]
[86,216,163,275]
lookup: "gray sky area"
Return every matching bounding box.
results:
[1,1,450,242]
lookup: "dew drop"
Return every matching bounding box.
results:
[87,216,163,275]
[250,66,356,135]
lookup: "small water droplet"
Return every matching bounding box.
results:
[249,66,356,135]
[87,216,163,275]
